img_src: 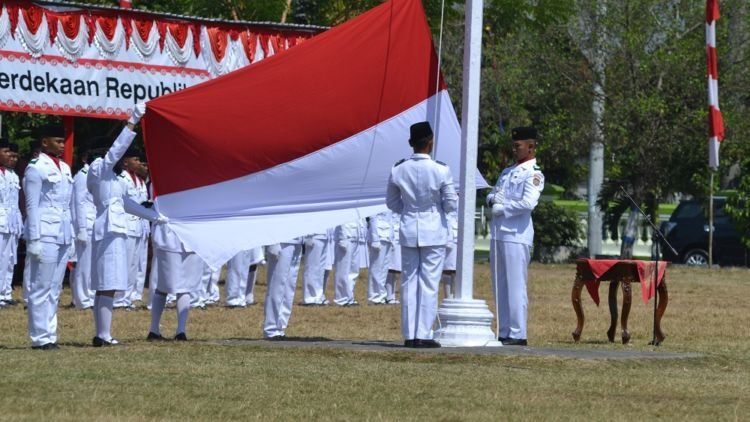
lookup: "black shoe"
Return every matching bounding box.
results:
[147,332,167,342]
[498,337,508,342]
[343,300,359,307]
[266,335,286,341]
[92,336,120,347]
[413,339,441,349]
[31,343,58,350]
[404,340,415,348]
[502,338,527,346]
[174,332,188,341]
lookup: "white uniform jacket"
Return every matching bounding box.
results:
[368,211,396,245]
[335,219,365,244]
[23,153,74,245]
[119,171,149,238]
[72,165,96,236]
[386,153,458,247]
[87,127,158,242]
[0,169,22,235]
[487,158,545,246]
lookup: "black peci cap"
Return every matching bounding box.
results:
[409,121,433,144]
[511,126,538,141]
[35,124,66,140]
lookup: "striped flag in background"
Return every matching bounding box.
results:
[706,0,725,169]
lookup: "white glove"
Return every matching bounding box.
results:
[266,244,281,257]
[304,237,315,249]
[370,241,381,251]
[127,102,147,125]
[76,229,89,243]
[336,240,349,251]
[486,190,496,207]
[491,203,505,217]
[27,240,43,259]
[155,214,169,224]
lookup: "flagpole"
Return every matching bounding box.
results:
[708,170,714,268]
[434,0,499,347]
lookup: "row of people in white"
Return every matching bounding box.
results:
[7,119,472,349]
[0,144,22,307]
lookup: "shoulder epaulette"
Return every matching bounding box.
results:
[118,173,126,178]
[29,159,38,165]
[81,169,88,174]
[435,160,447,166]
[394,159,406,167]
[533,164,542,171]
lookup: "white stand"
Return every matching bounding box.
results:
[434,0,500,348]
[435,299,502,347]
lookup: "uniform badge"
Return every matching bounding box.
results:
[533,175,542,186]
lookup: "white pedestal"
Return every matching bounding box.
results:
[434,298,502,347]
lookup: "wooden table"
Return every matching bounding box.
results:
[571,259,668,345]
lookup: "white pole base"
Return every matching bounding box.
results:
[434,298,501,347]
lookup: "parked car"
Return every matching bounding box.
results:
[660,198,748,267]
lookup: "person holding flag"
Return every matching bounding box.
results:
[87,104,167,347]
[487,126,544,346]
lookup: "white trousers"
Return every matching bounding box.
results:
[400,245,444,340]
[263,243,302,337]
[0,233,15,301]
[114,235,142,307]
[333,240,359,305]
[70,237,94,309]
[225,250,258,306]
[302,238,328,304]
[367,241,392,303]
[22,253,30,304]
[490,240,530,340]
[133,235,148,302]
[192,265,220,307]
[27,242,71,347]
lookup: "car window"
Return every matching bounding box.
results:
[673,202,702,219]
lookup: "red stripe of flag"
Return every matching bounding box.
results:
[709,105,725,141]
[143,0,444,197]
[706,0,719,23]
[706,45,718,79]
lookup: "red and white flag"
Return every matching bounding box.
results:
[142,0,483,268]
[706,0,724,169]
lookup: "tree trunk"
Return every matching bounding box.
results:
[280,0,293,23]
[586,0,608,258]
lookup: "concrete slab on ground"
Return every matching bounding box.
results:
[211,339,700,361]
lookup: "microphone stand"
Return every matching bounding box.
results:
[619,186,677,346]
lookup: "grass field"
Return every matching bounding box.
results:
[0,262,748,420]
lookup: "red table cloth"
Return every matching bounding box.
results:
[576,259,667,305]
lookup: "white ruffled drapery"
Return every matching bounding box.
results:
[54,15,88,62]
[129,19,159,61]
[0,6,10,50]
[15,9,49,58]
[93,18,125,58]
[164,26,193,66]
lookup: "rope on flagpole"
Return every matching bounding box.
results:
[431,0,447,160]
